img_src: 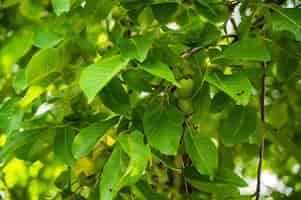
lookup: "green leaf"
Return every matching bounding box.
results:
[266,102,288,129]
[99,145,128,200]
[151,149,181,171]
[270,7,301,41]
[83,0,115,20]
[0,130,41,162]
[186,179,239,199]
[20,0,45,20]
[0,99,24,134]
[210,92,231,113]
[134,180,168,200]
[119,35,154,62]
[225,197,251,200]
[100,78,131,116]
[213,37,271,62]
[151,2,178,24]
[122,69,153,92]
[143,103,184,155]
[141,60,179,87]
[79,55,129,103]
[13,69,28,94]
[33,26,63,48]
[0,31,32,77]
[205,72,253,106]
[51,0,70,16]
[19,85,45,107]
[72,117,117,160]
[215,168,247,187]
[54,127,75,165]
[117,130,150,186]
[192,83,211,124]
[25,48,61,85]
[0,0,19,8]
[14,129,55,162]
[55,170,70,189]
[220,106,257,146]
[184,130,218,176]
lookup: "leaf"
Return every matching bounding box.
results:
[99,145,128,200]
[151,149,181,171]
[151,2,178,24]
[210,92,231,113]
[79,55,128,103]
[0,130,41,162]
[213,37,271,62]
[143,103,184,155]
[13,69,28,94]
[20,0,45,20]
[117,130,150,186]
[14,129,56,162]
[119,35,154,62]
[0,0,19,8]
[192,83,211,124]
[184,130,218,176]
[220,106,257,146]
[19,85,45,107]
[0,99,24,134]
[25,48,61,85]
[72,117,117,160]
[83,0,115,20]
[55,170,70,189]
[33,26,63,48]
[266,102,288,129]
[141,60,179,87]
[215,168,247,187]
[54,127,75,165]
[100,78,131,116]
[100,131,150,200]
[186,179,239,199]
[122,69,153,92]
[134,180,168,200]
[270,7,301,41]
[225,197,251,200]
[51,0,70,16]
[205,72,253,106]
[0,31,32,77]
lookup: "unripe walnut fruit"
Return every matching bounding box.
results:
[175,78,194,98]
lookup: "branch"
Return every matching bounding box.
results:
[180,47,202,58]
[255,62,267,200]
[180,34,238,58]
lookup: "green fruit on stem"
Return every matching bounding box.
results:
[177,98,193,114]
[175,78,194,98]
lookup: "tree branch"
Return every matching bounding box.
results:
[255,62,267,200]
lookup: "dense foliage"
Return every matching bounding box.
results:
[0,0,301,199]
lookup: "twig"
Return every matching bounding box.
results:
[255,62,267,200]
[180,34,238,58]
[180,47,202,58]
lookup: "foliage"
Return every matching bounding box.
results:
[0,0,301,199]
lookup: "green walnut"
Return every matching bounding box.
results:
[177,98,193,114]
[175,78,194,98]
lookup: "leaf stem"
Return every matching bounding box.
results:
[255,62,267,200]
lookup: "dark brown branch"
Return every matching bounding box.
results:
[255,63,267,200]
